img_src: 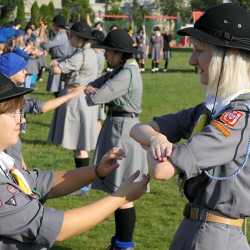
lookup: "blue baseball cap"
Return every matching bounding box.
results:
[0,52,27,77]
[0,27,16,40]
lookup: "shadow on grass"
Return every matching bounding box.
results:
[21,138,48,146]
[142,68,196,74]
[51,246,73,250]
[26,120,51,127]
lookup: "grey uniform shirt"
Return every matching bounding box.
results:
[154,93,250,219]
[0,168,63,249]
[86,59,142,113]
[59,43,98,86]
[41,30,69,59]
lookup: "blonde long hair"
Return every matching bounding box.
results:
[190,38,250,97]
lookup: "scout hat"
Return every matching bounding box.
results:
[67,21,96,40]
[92,29,143,54]
[91,30,105,42]
[177,3,250,51]
[52,15,66,27]
[0,72,32,101]
[0,53,27,77]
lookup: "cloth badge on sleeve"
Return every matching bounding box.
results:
[5,196,16,206]
[211,120,231,137]
[220,111,243,128]
[7,184,17,194]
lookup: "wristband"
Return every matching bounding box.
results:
[95,164,105,180]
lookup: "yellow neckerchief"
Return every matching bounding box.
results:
[0,151,41,198]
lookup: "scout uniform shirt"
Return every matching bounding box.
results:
[0,152,63,249]
[154,92,250,219]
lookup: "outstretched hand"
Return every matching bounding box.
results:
[97,147,126,178]
[112,170,150,203]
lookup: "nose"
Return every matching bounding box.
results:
[189,52,197,67]
[20,117,26,124]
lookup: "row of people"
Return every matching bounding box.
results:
[1,3,249,249]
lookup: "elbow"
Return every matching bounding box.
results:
[151,164,171,181]
[129,123,139,139]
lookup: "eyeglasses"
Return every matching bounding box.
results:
[4,109,25,123]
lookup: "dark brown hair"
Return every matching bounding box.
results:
[0,96,24,114]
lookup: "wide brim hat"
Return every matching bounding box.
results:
[177,3,250,51]
[0,52,27,77]
[92,29,143,54]
[52,15,66,28]
[67,21,96,40]
[0,73,32,101]
[91,30,105,42]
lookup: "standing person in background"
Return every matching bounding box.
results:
[162,28,172,72]
[130,3,250,249]
[40,15,69,97]
[48,21,99,194]
[135,27,148,72]
[85,29,149,250]
[149,26,163,73]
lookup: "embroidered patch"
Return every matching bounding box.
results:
[5,196,16,206]
[211,120,231,137]
[220,111,243,128]
[7,184,17,194]
[0,200,2,208]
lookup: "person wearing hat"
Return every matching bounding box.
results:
[130,3,250,249]
[149,26,164,73]
[0,52,84,170]
[85,28,148,250]
[40,15,69,96]
[0,72,150,249]
[48,21,99,194]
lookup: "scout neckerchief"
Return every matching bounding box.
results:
[0,151,41,199]
[178,90,248,196]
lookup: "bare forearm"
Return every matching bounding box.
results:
[147,150,179,180]
[41,94,72,113]
[130,122,161,146]
[57,195,125,241]
[48,166,97,198]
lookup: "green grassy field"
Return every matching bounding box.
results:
[21,48,250,249]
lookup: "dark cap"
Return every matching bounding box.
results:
[0,73,33,101]
[92,29,143,54]
[177,3,250,51]
[67,21,96,40]
[52,15,66,27]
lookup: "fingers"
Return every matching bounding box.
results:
[105,147,126,161]
[128,170,140,182]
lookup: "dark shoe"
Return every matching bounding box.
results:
[107,236,134,250]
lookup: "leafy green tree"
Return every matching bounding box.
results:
[0,0,18,25]
[16,0,25,28]
[60,7,70,23]
[190,0,221,11]
[48,1,56,19]
[39,4,50,23]
[30,1,40,26]
[232,0,250,12]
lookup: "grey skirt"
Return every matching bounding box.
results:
[48,89,99,151]
[170,219,249,250]
[91,116,149,193]
[46,71,64,93]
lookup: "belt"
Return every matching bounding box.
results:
[183,204,244,227]
[107,110,138,118]
[64,84,77,89]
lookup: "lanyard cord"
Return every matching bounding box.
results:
[204,103,250,180]
[113,68,134,107]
